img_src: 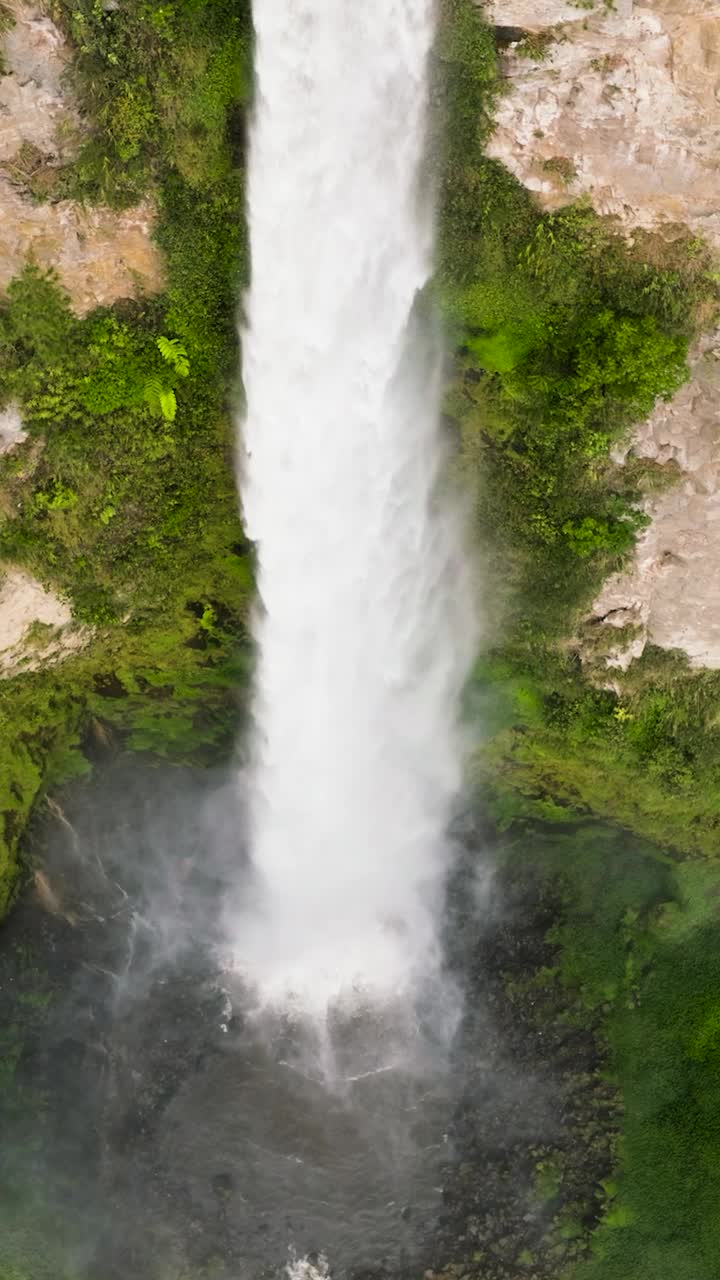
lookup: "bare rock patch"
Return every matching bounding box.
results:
[0,402,27,454]
[591,335,720,669]
[486,1,720,249]
[0,567,89,675]
[0,1,163,313]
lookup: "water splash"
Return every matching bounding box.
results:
[233,1,476,1011]
[286,1252,331,1280]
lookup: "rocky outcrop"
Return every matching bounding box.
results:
[0,567,87,675]
[486,0,720,250]
[487,0,720,670]
[592,335,720,669]
[0,1,163,312]
[0,3,161,681]
[0,402,26,453]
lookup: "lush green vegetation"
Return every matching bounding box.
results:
[471,644,720,857]
[435,0,720,857]
[0,0,254,912]
[48,0,252,207]
[491,821,720,1280]
[435,1,713,635]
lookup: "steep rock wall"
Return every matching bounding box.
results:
[0,2,163,312]
[487,0,720,251]
[487,0,720,668]
[595,336,720,668]
[0,2,164,679]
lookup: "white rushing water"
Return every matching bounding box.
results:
[235,1,475,1011]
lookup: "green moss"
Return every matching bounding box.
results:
[533,1154,565,1203]
[578,923,720,1279]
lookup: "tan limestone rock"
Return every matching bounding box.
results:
[0,1,78,158]
[0,568,89,675]
[592,336,720,668]
[486,1,720,249]
[0,1,164,312]
[0,186,163,313]
[0,402,27,454]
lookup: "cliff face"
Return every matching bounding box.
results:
[0,0,252,916]
[487,0,720,670]
[487,0,720,251]
[0,2,162,679]
[0,2,163,311]
[594,335,720,669]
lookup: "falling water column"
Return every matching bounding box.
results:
[236,1,475,1009]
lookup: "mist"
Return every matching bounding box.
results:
[0,763,462,1278]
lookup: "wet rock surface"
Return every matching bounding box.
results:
[1,764,440,1278]
[431,839,617,1280]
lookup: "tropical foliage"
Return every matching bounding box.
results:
[0,0,255,912]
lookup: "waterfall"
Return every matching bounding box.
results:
[235,1,475,1012]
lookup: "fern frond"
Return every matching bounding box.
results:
[143,374,163,400]
[143,374,164,415]
[157,335,190,377]
[156,335,180,362]
[159,389,177,422]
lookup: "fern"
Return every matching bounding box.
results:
[157,335,190,377]
[159,389,177,422]
[143,374,164,413]
[143,375,175,421]
[142,338,188,421]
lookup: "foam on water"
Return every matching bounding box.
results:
[286,1253,330,1280]
[233,1,475,1010]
